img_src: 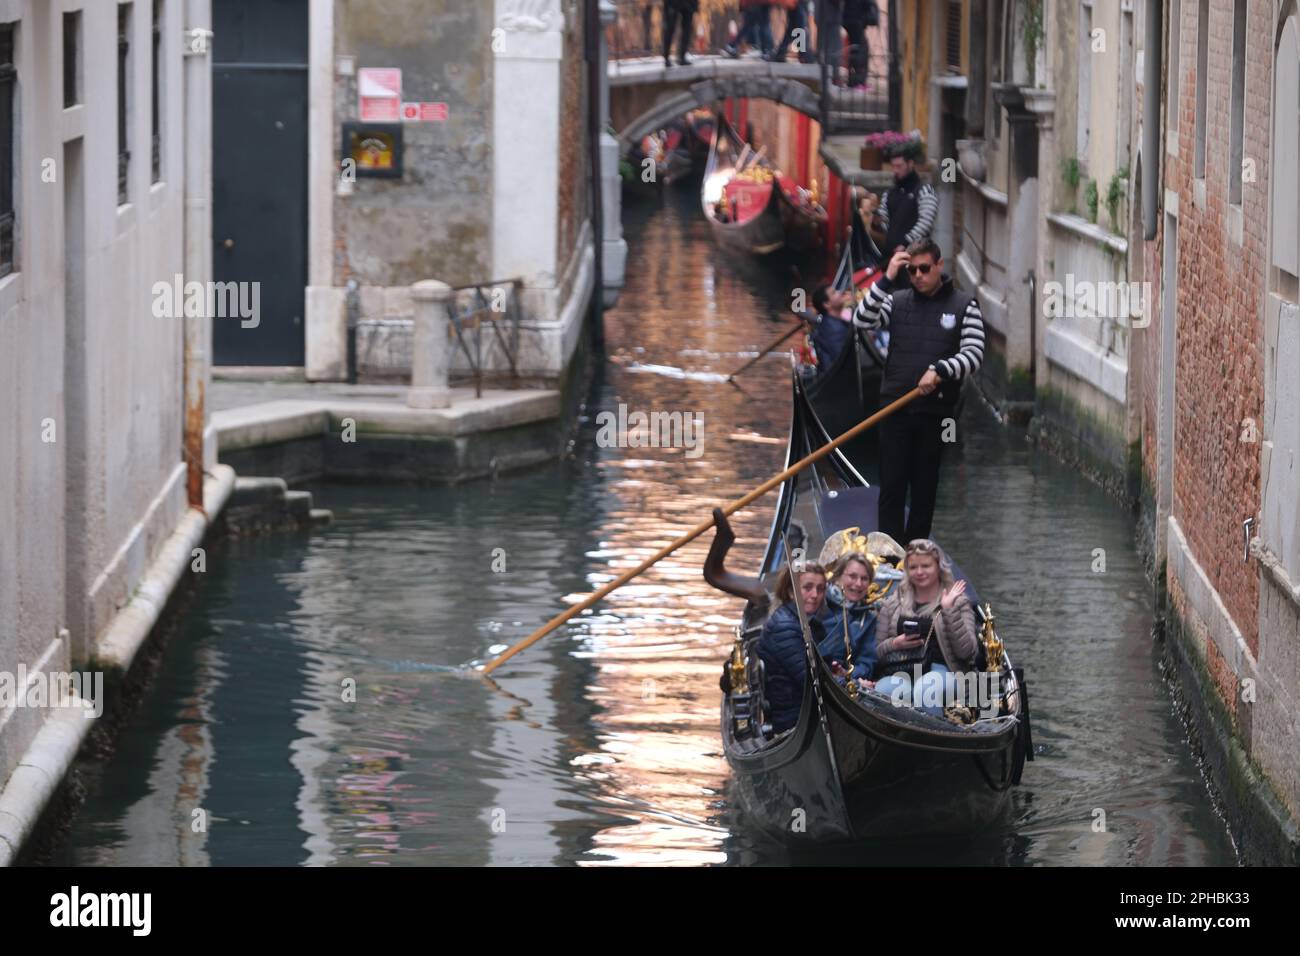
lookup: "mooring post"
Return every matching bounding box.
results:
[408,279,453,409]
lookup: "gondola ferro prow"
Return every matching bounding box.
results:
[978,602,1008,715]
[979,602,1003,671]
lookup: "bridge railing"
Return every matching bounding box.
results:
[605,1,898,134]
[815,0,900,135]
[605,0,746,65]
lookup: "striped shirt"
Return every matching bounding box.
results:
[875,180,938,246]
[852,275,986,381]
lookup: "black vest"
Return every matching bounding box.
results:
[879,273,968,413]
[883,170,923,254]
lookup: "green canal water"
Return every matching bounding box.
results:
[52,186,1236,866]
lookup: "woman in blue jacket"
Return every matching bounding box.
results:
[757,561,828,734]
[817,552,879,686]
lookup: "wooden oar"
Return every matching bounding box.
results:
[726,322,805,382]
[479,387,922,677]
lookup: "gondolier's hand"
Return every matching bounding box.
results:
[856,678,876,691]
[940,579,967,610]
[917,368,941,395]
[885,249,910,281]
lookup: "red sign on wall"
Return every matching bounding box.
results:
[401,101,449,122]
[358,68,402,122]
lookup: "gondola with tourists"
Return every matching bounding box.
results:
[707,376,1031,844]
[701,112,827,255]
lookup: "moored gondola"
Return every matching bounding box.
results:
[701,112,827,255]
[711,376,1031,844]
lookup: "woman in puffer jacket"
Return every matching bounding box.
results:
[757,561,828,734]
[872,538,978,716]
[816,552,879,685]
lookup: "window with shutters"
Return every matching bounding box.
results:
[118,3,132,205]
[0,23,15,278]
[151,0,161,183]
[64,11,81,109]
[946,0,962,72]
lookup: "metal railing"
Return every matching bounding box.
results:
[815,0,899,134]
[446,278,525,397]
[606,0,752,63]
[604,1,898,133]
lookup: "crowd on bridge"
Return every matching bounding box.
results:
[654,0,883,89]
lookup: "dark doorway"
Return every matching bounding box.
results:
[212,0,308,366]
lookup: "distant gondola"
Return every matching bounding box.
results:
[625,119,695,195]
[701,112,827,255]
[709,375,1032,844]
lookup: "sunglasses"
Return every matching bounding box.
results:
[906,263,934,276]
[906,539,939,554]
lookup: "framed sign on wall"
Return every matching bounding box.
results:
[341,122,403,179]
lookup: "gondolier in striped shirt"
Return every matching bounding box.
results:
[853,239,985,544]
[860,149,938,281]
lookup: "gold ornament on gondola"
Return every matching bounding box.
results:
[981,603,1003,672]
[818,528,905,605]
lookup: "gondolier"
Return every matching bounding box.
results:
[860,143,937,268]
[852,239,984,544]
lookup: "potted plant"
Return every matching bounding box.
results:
[861,130,924,171]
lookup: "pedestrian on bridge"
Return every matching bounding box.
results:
[663,0,698,67]
[724,0,774,58]
[842,0,879,89]
[769,0,812,63]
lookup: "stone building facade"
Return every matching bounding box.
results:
[0,0,222,861]
[1150,0,1300,865]
[207,0,598,387]
[940,0,1299,863]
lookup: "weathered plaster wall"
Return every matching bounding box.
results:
[332,0,494,288]
[0,0,198,794]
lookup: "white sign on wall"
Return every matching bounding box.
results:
[358,68,402,122]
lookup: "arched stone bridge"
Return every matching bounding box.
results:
[609,58,825,153]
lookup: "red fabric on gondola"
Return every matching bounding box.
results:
[724,179,771,224]
[853,266,883,290]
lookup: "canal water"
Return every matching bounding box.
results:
[53,184,1236,866]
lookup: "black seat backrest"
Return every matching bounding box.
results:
[818,485,880,536]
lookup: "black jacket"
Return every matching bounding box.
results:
[757,603,825,734]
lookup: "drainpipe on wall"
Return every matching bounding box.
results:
[1142,0,1161,241]
[183,0,213,511]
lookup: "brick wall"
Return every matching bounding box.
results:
[1162,0,1269,652]
[556,7,590,282]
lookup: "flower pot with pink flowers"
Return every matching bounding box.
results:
[861,130,925,170]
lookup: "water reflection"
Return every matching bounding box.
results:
[54,184,1234,867]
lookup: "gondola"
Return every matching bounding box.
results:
[624,119,695,195]
[803,212,889,469]
[710,376,1032,844]
[701,112,827,255]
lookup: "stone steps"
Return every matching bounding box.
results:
[224,476,333,536]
